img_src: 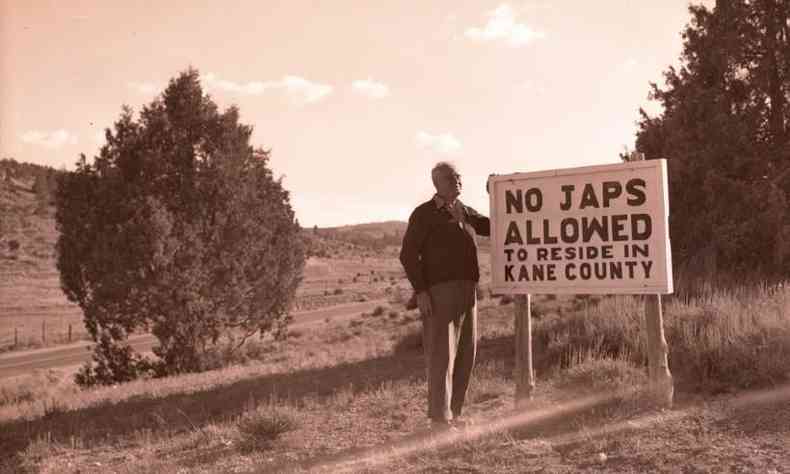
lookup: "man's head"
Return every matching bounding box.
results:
[432,161,462,202]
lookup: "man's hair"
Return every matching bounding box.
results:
[431,161,459,186]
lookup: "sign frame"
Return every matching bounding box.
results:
[488,159,673,295]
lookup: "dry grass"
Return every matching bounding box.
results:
[1,285,788,473]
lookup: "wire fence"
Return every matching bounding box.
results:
[0,317,89,352]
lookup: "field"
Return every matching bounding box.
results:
[1,276,789,472]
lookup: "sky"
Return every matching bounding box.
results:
[1,0,712,227]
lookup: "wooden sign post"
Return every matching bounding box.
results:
[645,295,673,406]
[631,152,673,407]
[488,158,675,409]
[514,294,534,406]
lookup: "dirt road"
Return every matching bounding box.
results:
[0,299,387,379]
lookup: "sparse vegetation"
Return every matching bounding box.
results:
[237,402,300,452]
[0,284,788,472]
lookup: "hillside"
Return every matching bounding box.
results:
[0,160,413,350]
[0,160,82,351]
[304,217,491,258]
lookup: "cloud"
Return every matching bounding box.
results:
[203,73,332,104]
[203,73,272,95]
[415,131,462,154]
[281,76,333,104]
[351,78,390,99]
[465,4,546,46]
[20,129,78,148]
[127,81,161,95]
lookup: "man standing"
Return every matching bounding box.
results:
[399,161,490,429]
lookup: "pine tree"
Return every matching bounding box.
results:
[635,0,789,278]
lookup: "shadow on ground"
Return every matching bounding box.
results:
[0,333,516,472]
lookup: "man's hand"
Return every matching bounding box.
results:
[416,291,432,318]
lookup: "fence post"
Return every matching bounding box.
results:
[514,294,534,407]
[14,327,18,348]
[68,324,72,343]
[42,320,46,344]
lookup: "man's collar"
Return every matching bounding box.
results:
[433,194,462,209]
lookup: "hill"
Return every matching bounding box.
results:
[0,159,414,350]
[304,218,491,258]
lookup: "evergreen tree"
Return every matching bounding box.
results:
[635,0,789,277]
[56,69,305,384]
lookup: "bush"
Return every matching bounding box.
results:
[499,294,513,305]
[372,305,386,317]
[238,403,299,452]
[333,288,343,295]
[7,240,19,252]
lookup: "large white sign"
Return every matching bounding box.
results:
[488,160,672,294]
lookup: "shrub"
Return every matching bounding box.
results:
[7,240,19,252]
[499,294,513,305]
[238,403,299,452]
[333,288,343,295]
[372,305,386,317]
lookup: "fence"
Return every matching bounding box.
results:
[0,318,89,351]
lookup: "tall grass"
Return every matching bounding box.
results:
[532,285,790,392]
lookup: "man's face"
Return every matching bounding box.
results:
[435,168,462,201]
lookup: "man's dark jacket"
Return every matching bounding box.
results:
[400,198,491,294]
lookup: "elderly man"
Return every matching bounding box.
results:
[399,161,490,429]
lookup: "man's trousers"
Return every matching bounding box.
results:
[422,280,478,422]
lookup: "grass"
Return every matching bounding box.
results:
[0,284,788,472]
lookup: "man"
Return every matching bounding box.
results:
[399,161,490,429]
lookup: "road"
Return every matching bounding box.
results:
[0,299,386,380]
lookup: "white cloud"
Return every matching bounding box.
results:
[281,76,333,104]
[415,131,462,154]
[203,73,332,104]
[127,81,161,95]
[203,73,273,95]
[351,78,390,99]
[20,129,78,149]
[465,4,546,47]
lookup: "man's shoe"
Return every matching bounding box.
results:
[452,416,474,429]
[429,420,458,433]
